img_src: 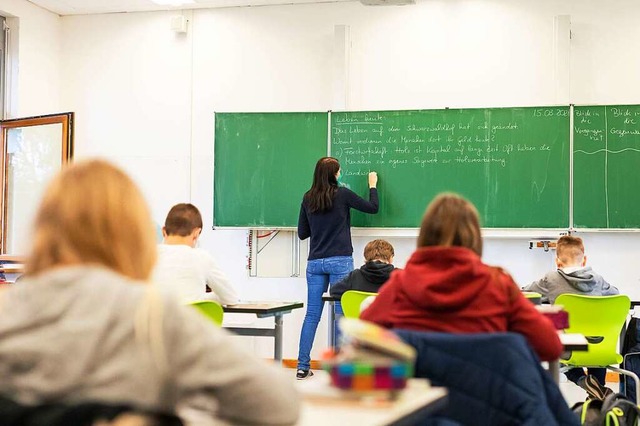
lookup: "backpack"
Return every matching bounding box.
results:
[621,317,640,402]
[573,393,640,426]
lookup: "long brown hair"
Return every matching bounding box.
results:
[417,193,483,256]
[26,159,157,281]
[304,157,340,213]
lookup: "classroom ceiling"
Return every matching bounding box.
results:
[29,0,353,15]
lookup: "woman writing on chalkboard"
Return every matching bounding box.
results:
[296,157,379,379]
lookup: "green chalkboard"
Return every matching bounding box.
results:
[331,107,570,228]
[214,112,327,227]
[574,105,640,228]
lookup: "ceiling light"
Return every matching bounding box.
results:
[151,0,195,6]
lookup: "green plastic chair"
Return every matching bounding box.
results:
[523,291,542,305]
[341,290,378,319]
[555,294,639,404]
[187,300,224,326]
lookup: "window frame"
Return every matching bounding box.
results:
[0,112,74,254]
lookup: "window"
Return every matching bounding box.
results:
[0,113,73,254]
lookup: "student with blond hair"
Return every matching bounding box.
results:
[330,239,396,298]
[524,235,618,400]
[0,160,299,425]
[361,193,562,362]
[524,235,617,304]
[153,203,238,305]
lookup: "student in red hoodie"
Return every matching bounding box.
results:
[361,193,562,362]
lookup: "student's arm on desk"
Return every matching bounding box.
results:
[521,275,551,303]
[198,250,239,306]
[505,280,562,362]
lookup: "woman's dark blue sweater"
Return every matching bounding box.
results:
[297,187,378,260]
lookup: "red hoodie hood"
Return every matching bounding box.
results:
[398,246,495,312]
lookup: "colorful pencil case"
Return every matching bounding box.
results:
[323,361,413,391]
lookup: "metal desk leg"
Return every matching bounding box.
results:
[274,313,283,364]
[328,301,336,349]
[549,360,560,384]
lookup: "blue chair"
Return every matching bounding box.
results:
[395,330,579,426]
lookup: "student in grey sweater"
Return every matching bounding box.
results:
[0,160,299,426]
[523,235,618,402]
[524,237,618,305]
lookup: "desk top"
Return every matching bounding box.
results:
[560,333,589,351]
[322,294,340,302]
[0,262,24,274]
[0,267,23,274]
[296,372,447,426]
[223,301,304,314]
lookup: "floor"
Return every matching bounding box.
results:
[558,374,618,407]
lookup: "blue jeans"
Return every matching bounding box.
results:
[297,255,353,370]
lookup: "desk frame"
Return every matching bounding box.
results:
[322,295,339,349]
[223,302,304,363]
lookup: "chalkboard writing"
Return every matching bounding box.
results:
[574,105,640,228]
[214,112,327,227]
[331,107,570,228]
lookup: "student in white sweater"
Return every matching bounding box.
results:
[153,203,239,305]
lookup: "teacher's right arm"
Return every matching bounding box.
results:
[347,172,379,213]
[298,204,310,240]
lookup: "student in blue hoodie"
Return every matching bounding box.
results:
[523,235,619,401]
[330,239,396,298]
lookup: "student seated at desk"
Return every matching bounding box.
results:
[523,235,619,400]
[153,203,239,305]
[0,160,299,426]
[329,239,396,299]
[361,193,563,363]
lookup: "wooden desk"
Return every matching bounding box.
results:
[223,301,303,363]
[549,333,589,383]
[296,371,448,426]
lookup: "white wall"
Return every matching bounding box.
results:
[56,0,640,361]
[0,0,61,117]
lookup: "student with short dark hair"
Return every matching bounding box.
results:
[361,193,562,363]
[523,235,618,400]
[330,239,396,298]
[153,203,238,305]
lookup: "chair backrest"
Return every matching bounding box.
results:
[522,291,542,305]
[394,330,578,426]
[187,301,224,326]
[555,294,630,366]
[341,290,378,318]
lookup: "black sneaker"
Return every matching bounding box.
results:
[296,369,314,380]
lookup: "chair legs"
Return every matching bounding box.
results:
[608,366,640,406]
